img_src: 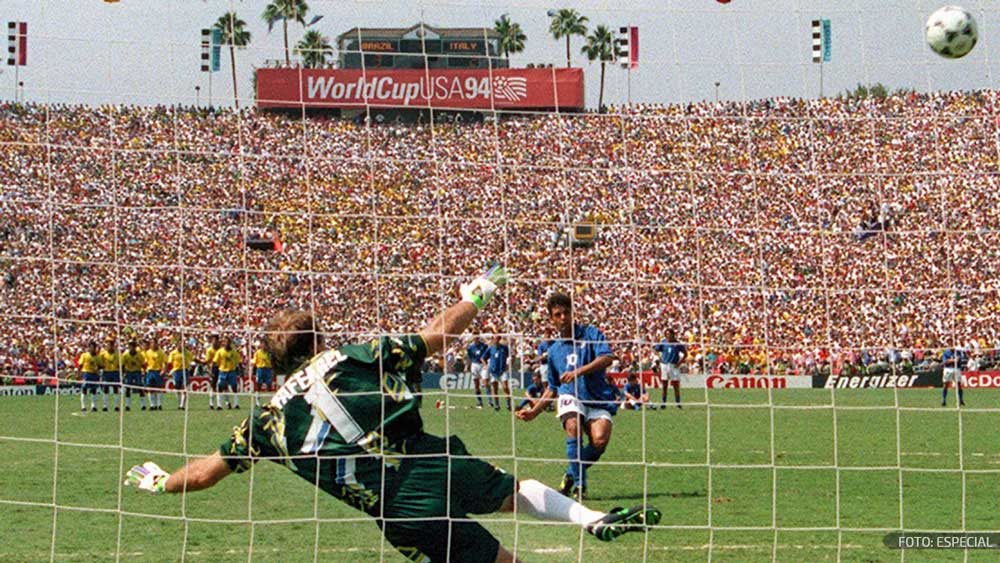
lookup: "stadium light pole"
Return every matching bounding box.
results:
[195,85,201,107]
[714,81,720,103]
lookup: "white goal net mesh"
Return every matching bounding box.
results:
[2,1,1000,562]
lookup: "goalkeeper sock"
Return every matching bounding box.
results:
[958,385,964,403]
[942,387,948,403]
[515,479,605,526]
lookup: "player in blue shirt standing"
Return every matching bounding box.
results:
[653,329,687,408]
[517,292,618,499]
[941,347,966,407]
[466,336,491,409]
[483,336,512,411]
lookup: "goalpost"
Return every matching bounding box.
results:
[2,1,1000,561]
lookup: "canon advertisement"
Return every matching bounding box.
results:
[256,68,585,111]
[605,372,812,389]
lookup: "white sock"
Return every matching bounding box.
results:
[515,479,605,527]
[230,392,238,407]
[125,395,131,408]
[81,394,86,409]
[102,393,108,408]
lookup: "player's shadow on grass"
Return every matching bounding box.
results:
[588,490,705,502]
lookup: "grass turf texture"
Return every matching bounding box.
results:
[1,389,999,562]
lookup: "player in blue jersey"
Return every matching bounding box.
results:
[653,330,687,408]
[536,340,552,383]
[483,336,512,411]
[466,336,490,409]
[622,374,652,411]
[941,347,966,407]
[517,371,547,412]
[517,292,617,499]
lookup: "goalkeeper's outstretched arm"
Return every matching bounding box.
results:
[126,452,232,494]
[419,265,508,356]
[164,452,232,493]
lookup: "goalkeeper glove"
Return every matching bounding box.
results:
[124,461,169,494]
[461,264,509,310]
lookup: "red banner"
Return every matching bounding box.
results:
[961,371,1000,388]
[163,375,254,393]
[256,68,585,111]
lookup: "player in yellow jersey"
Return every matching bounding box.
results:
[213,336,243,410]
[99,336,121,412]
[168,340,196,410]
[202,335,222,410]
[120,340,146,411]
[78,341,101,411]
[251,339,273,406]
[143,338,167,411]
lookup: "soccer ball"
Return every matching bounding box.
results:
[925,6,978,59]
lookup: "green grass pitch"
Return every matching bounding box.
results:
[2,388,999,562]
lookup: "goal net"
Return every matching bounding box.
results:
[1,1,999,561]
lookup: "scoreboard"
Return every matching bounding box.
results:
[337,24,508,70]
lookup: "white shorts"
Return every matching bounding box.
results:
[943,367,964,384]
[557,394,613,423]
[489,371,509,383]
[470,362,487,381]
[660,363,680,382]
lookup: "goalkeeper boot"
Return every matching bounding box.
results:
[587,505,662,542]
[558,473,575,497]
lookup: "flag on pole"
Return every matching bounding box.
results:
[201,29,221,73]
[201,28,211,72]
[7,22,27,66]
[616,26,639,69]
[210,28,221,72]
[812,19,831,63]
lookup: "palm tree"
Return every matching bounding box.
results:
[296,29,332,68]
[549,8,588,68]
[581,25,617,111]
[214,12,252,109]
[262,0,309,67]
[494,14,526,59]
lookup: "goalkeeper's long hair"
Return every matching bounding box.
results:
[262,309,323,375]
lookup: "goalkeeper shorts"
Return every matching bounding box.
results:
[379,433,515,563]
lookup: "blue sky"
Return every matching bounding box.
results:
[3,0,1000,107]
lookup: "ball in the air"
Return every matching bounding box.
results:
[926,6,977,59]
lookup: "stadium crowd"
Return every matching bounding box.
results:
[1,90,999,382]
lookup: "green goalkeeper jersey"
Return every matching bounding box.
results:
[220,334,427,515]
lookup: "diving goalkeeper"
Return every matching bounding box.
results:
[125,266,660,563]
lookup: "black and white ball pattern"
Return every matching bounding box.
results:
[926,5,978,59]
